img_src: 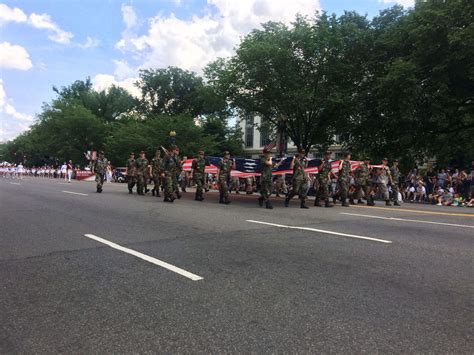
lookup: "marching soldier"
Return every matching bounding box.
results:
[338,152,352,207]
[135,151,149,195]
[354,157,374,206]
[172,147,183,199]
[390,159,401,206]
[125,152,136,194]
[191,150,210,201]
[258,148,284,209]
[150,150,163,197]
[163,145,179,202]
[284,148,309,209]
[315,151,334,207]
[92,151,109,193]
[217,151,235,204]
[377,157,392,206]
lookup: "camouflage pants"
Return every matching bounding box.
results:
[218,176,229,199]
[193,174,204,198]
[378,182,389,200]
[164,174,175,199]
[260,179,272,201]
[317,179,330,201]
[391,183,399,201]
[355,183,370,200]
[152,176,161,192]
[287,178,307,201]
[339,180,349,200]
[127,176,136,190]
[137,174,146,194]
[95,173,105,190]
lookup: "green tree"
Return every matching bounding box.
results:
[207,13,369,153]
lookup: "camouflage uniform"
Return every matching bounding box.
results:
[390,164,401,205]
[192,156,209,201]
[151,156,163,197]
[135,157,149,195]
[285,157,308,207]
[315,159,332,206]
[259,156,275,208]
[338,160,351,206]
[126,157,136,193]
[163,155,179,201]
[94,156,109,192]
[173,156,183,198]
[218,159,233,204]
[354,162,372,205]
[377,165,391,204]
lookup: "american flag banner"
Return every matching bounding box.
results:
[182,157,379,176]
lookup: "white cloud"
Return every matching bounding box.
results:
[0,42,33,70]
[113,59,136,80]
[0,4,27,24]
[92,74,141,98]
[121,4,138,29]
[0,79,33,141]
[116,0,321,74]
[379,0,415,8]
[28,13,74,44]
[78,36,100,49]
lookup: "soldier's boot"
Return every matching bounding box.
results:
[96,186,101,193]
[357,199,364,204]
[195,192,199,201]
[224,196,231,205]
[349,198,355,205]
[394,201,400,206]
[325,200,334,208]
[300,201,309,209]
[258,196,264,207]
[219,193,224,204]
[284,197,290,207]
[128,187,133,194]
[367,196,375,206]
[198,193,204,201]
[177,192,182,199]
[265,201,273,209]
[385,200,392,206]
[314,198,323,207]
[333,197,337,205]
[341,199,350,207]
[163,197,170,202]
[152,188,155,196]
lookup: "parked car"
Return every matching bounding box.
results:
[113,167,127,183]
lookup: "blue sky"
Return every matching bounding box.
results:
[0,0,413,141]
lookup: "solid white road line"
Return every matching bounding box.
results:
[84,234,204,281]
[340,212,474,229]
[246,220,392,244]
[62,190,88,196]
[9,182,21,185]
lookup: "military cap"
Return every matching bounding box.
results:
[130,152,135,155]
[223,150,230,155]
[298,148,306,154]
[139,150,145,154]
[382,157,388,161]
[99,150,104,155]
[170,145,178,150]
[198,150,205,155]
[393,159,399,162]
[364,157,371,161]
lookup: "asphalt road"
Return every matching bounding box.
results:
[1,178,473,353]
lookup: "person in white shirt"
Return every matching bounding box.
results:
[66,160,74,182]
[61,163,67,180]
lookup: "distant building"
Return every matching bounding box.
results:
[239,116,344,159]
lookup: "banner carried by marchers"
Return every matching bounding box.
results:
[181,157,382,177]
